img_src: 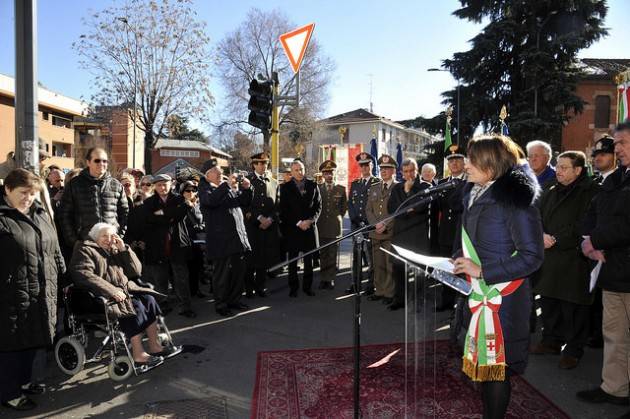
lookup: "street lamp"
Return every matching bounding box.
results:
[428,68,461,146]
[117,16,138,169]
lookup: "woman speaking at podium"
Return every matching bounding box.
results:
[452,135,544,419]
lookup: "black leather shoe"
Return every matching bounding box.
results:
[178,309,197,319]
[245,291,254,299]
[303,290,315,296]
[368,295,383,301]
[346,285,360,294]
[289,290,298,298]
[2,395,36,411]
[216,307,234,317]
[318,282,327,290]
[577,387,629,405]
[256,289,267,297]
[229,302,250,310]
[22,383,46,395]
[364,287,375,296]
[388,302,404,311]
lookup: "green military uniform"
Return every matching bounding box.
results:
[316,160,348,288]
[365,155,397,299]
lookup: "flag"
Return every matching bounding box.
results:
[443,113,452,178]
[369,137,379,177]
[619,82,630,123]
[499,105,509,136]
[396,143,403,182]
[501,121,510,136]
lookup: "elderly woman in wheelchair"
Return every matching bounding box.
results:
[55,222,181,380]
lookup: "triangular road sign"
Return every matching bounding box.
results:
[279,23,315,74]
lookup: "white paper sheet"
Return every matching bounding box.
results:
[391,245,455,273]
[589,261,603,293]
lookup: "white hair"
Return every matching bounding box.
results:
[526,140,552,157]
[291,160,305,170]
[401,158,418,169]
[88,223,117,241]
[421,163,436,173]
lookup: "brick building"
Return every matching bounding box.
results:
[562,58,630,154]
[152,138,231,175]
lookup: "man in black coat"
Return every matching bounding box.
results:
[199,159,252,316]
[387,158,431,311]
[577,122,630,408]
[244,152,280,297]
[142,174,196,318]
[59,147,128,250]
[279,159,322,297]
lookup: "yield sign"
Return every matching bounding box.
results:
[279,23,315,74]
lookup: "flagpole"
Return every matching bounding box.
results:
[615,73,622,125]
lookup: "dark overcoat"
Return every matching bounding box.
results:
[279,178,322,252]
[245,173,281,268]
[436,176,467,255]
[535,174,599,304]
[454,168,544,375]
[70,240,160,319]
[387,176,431,253]
[0,195,65,351]
[583,166,630,292]
[199,178,252,260]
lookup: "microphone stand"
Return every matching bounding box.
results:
[268,182,454,419]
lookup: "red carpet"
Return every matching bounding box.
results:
[251,340,569,419]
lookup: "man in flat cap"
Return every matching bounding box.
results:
[591,135,616,185]
[316,160,348,289]
[244,152,280,297]
[142,173,197,318]
[348,152,380,294]
[365,154,398,304]
[279,159,322,297]
[199,158,253,316]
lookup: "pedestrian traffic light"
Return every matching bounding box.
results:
[247,79,274,132]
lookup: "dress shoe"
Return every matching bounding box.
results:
[256,289,267,297]
[576,387,629,405]
[303,290,315,297]
[388,302,404,311]
[346,285,361,294]
[529,342,561,355]
[216,307,234,317]
[2,395,36,411]
[364,287,375,296]
[381,297,393,305]
[178,309,197,319]
[228,302,250,310]
[558,355,579,369]
[368,295,383,301]
[318,282,327,290]
[289,290,298,298]
[22,383,46,395]
[245,291,254,299]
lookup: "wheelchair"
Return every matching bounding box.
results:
[54,282,180,381]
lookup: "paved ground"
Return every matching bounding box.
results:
[3,224,627,419]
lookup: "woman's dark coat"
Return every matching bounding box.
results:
[0,195,65,352]
[278,178,322,252]
[454,168,544,375]
[70,240,160,319]
[535,174,599,305]
[387,176,431,253]
[199,178,252,260]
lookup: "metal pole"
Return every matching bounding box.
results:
[271,72,280,179]
[296,70,300,106]
[14,0,39,172]
[132,39,137,168]
[352,235,363,419]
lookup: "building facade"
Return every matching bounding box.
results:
[152,138,231,174]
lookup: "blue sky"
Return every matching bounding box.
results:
[1,0,629,129]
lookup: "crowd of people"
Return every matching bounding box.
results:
[0,120,629,418]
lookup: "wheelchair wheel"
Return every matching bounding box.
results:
[157,332,171,347]
[55,336,86,376]
[108,356,134,381]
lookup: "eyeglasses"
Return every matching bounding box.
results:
[93,159,108,164]
[184,189,197,193]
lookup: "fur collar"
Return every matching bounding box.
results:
[489,166,540,209]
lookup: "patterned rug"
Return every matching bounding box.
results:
[251,340,569,419]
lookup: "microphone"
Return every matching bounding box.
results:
[419,180,458,195]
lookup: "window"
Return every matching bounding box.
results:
[159,149,200,158]
[42,112,49,121]
[594,95,611,129]
[52,115,72,129]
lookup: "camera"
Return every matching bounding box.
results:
[235,170,248,184]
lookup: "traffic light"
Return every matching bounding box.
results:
[247,79,274,132]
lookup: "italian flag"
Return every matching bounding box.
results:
[619,82,630,123]
[443,116,452,177]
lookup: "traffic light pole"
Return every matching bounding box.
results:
[271,75,281,179]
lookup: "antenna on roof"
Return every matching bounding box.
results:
[368,73,374,113]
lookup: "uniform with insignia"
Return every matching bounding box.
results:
[348,152,380,293]
[316,160,348,289]
[244,152,281,297]
[365,154,398,301]
[591,135,616,185]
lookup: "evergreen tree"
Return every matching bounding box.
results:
[420,0,608,150]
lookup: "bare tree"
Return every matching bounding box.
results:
[215,8,335,148]
[73,0,213,173]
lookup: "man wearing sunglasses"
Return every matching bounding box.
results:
[59,147,128,251]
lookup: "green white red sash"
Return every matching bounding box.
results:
[461,227,523,381]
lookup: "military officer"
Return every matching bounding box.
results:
[244,152,281,297]
[436,145,467,311]
[316,160,348,289]
[591,135,616,185]
[348,152,381,294]
[365,154,398,304]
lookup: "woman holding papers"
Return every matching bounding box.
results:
[452,135,544,419]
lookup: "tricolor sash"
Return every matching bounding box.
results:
[461,227,523,381]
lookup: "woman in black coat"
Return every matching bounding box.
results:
[452,135,544,419]
[0,169,65,411]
